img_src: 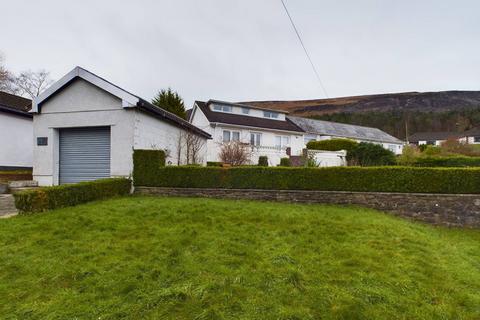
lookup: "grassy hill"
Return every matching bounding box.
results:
[1,196,479,319]
[241,91,480,139]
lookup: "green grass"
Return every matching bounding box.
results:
[1,197,479,319]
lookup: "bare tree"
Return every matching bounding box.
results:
[219,141,251,166]
[14,70,53,98]
[0,53,17,94]
[176,131,205,165]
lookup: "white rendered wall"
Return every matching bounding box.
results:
[0,113,33,168]
[33,79,135,186]
[133,110,207,165]
[307,150,347,167]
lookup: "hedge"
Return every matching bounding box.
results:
[133,149,166,183]
[258,156,268,166]
[279,157,291,167]
[306,138,357,152]
[410,156,480,167]
[134,166,480,194]
[14,178,131,214]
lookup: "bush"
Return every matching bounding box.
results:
[14,178,131,214]
[279,157,291,167]
[307,138,358,152]
[397,145,421,166]
[134,166,480,194]
[207,162,223,167]
[258,156,268,167]
[422,145,442,156]
[348,142,396,166]
[132,149,166,184]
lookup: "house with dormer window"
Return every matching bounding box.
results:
[188,100,305,165]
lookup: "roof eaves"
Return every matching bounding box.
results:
[137,99,211,139]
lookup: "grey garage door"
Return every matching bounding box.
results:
[59,127,111,184]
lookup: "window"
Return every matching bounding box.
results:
[242,107,250,115]
[222,130,231,142]
[250,132,262,146]
[426,140,436,145]
[223,130,240,142]
[232,131,240,141]
[263,111,279,119]
[275,135,291,148]
[474,136,480,143]
[387,144,396,152]
[213,104,232,113]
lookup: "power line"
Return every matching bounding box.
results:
[280,0,329,98]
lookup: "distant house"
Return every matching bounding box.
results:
[408,132,461,146]
[0,91,33,169]
[461,127,480,144]
[189,100,305,166]
[288,116,404,155]
[31,66,210,186]
[189,100,405,165]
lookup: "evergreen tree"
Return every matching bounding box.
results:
[151,88,186,119]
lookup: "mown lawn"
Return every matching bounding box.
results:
[0,197,479,319]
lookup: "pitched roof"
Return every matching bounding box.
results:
[288,116,403,144]
[463,127,480,137]
[0,91,32,118]
[408,131,461,143]
[33,67,210,139]
[195,101,304,133]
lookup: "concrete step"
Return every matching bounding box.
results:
[8,180,38,188]
[0,194,18,217]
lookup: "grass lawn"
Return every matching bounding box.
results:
[1,197,479,319]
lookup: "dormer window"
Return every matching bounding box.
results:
[263,111,279,119]
[242,107,250,115]
[213,104,232,113]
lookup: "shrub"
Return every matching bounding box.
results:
[220,142,251,166]
[207,162,223,167]
[279,157,291,167]
[132,149,166,185]
[134,166,480,194]
[307,138,358,152]
[14,178,131,214]
[258,156,269,167]
[422,145,442,156]
[397,145,421,166]
[348,142,396,166]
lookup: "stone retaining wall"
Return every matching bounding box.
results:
[135,187,480,228]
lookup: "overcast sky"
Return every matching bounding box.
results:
[2,0,479,106]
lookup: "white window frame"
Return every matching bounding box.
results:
[213,104,232,113]
[250,132,262,146]
[263,111,279,119]
[275,135,291,148]
[222,130,240,142]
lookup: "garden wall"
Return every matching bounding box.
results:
[136,187,480,228]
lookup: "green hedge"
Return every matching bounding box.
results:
[258,156,268,166]
[279,158,291,167]
[134,166,480,194]
[409,156,480,167]
[14,178,131,214]
[133,149,166,184]
[307,138,358,152]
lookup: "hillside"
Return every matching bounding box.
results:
[241,91,480,139]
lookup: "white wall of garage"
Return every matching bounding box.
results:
[33,78,207,186]
[0,112,33,168]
